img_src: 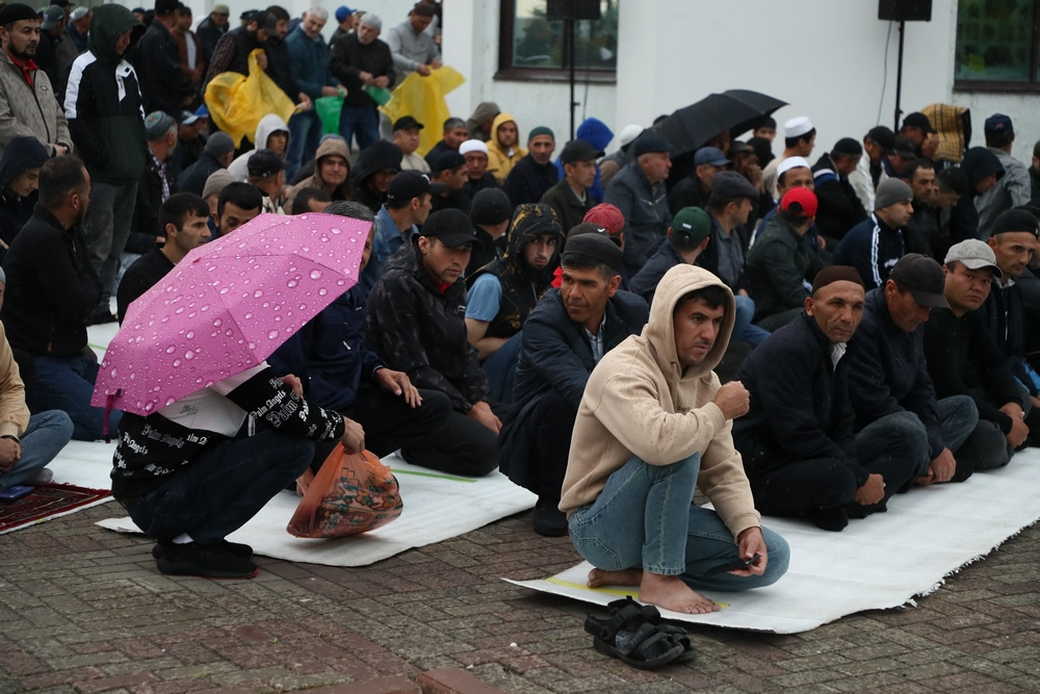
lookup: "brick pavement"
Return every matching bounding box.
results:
[0,503,1037,693]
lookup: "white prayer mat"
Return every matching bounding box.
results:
[505,448,1040,634]
[96,455,536,566]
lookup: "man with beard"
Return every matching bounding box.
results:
[465,204,562,399]
[499,233,648,535]
[0,4,72,158]
[196,3,229,63]
[366,209,500,477]
[2,157,122,441]
[504,127,557,206]
[284,136,352,211]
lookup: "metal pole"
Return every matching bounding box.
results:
[568,16,576,139]
[893,20,905,131]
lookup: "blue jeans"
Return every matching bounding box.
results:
[569,455,790,592]
[287,110,321,178]
[29,354,121,441]
[0,411,73,489]
[339,104,379,151]
[123,429,314,544]
[733,295,770,346]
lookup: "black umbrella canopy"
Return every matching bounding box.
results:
[656,89,787,157]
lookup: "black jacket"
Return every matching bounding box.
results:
[196,16,227,63]
[203,26,263,87]
[2,207,99,356]
[745,212,824,320]
[695,216,746,291]
[504,155,558,206]
[667,175,708,215]
[132,20,191,117]
[65,9,148,184]
[328,33,395,108]
[923,306,1022,433]
[465,173,500,200]
[353,140,403,212]
[177,151,224,196]
[733,313,865,485]
[811,153,866,242]
[0,137,49,250]
[950,147,1004,244]
[846,288,947,458]
[540,180,591,234]
[117,247,173,323]
[133,154,179,249]
[263,36,301,104]
[629,239,683,305]
[833,213,908,291]
[366,242,487,413]
[978,278,1037,397]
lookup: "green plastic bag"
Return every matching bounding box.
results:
[363,85,393,106]
[315,96,344,134]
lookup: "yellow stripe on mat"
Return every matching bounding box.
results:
[544,576,729,608]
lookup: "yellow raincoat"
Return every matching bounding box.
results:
[204,48,296,148]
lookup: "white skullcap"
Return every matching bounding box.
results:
[777,156,811,177]
[784,116,814,138]
[617,124,643,148]
[459,139,488,156]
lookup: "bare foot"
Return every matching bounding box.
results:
[588,567,642,588]
[639,572,719,614]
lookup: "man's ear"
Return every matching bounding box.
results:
[606,273,621,297]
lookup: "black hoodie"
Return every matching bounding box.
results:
[64,5,148,184]
[352,140,402,212]
[0,137,49,249]
[950,147,1004,243]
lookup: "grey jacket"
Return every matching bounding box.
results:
[604,161,670,275]
[0,51,72,158]
[976,147,1031,238]
[385,20,440,76]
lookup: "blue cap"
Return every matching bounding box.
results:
[984,113,1013,136]
[335,5,355,22]
[694,146,730,167]
[194,103,209,118]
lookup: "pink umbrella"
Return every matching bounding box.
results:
[92,212,371,416]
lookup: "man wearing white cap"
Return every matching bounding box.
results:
[461,139,499,198]
[762,116,816,201]
[599,123,643,188]
[748,156,814,248]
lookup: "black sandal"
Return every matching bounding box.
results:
[584,597,692,670]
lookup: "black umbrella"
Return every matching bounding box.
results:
[656,89,787,157]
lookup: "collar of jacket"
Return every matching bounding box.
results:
[408,235,467,301]
[31,204,74,237]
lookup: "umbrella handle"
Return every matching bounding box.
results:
[102,391,120,444]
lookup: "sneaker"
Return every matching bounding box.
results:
[809,506,848,532]
[533,506,568,537]
[25,468,53,486]
[219,539,254,558]
[154,542,257,578]
[88,307,117,325]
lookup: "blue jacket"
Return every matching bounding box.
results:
[629,239,682,305]
[267,283,383,412]
[604,162,669,276]
[285,26,336,101]
[833,214,908,291]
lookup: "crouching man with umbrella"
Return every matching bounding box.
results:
[94,213,372,578]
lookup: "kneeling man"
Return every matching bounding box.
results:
[559,264,790,614]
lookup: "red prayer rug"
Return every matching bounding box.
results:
[0,483,112,535]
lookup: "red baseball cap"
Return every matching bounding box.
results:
[780,187,818,218]
[583,203,625,238]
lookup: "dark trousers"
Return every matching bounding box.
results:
[347,384,498,477]
[522,391,577,505]
[123,430,314,544]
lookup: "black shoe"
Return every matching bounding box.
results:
[809,506,848,532]
[88,306,117,325]
[154,542,257,578]
[533,506,568,537]
[219,539,254,558]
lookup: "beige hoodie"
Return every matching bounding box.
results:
[558,264,760,540]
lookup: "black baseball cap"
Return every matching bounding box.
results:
[430,150,466,174]
[393,115,424,132]
[560,139,604,164]
[247,149,285,178]
[889,253,948,308]
[385,170,431,204]
[421,209,478,248]
[901,112,935,133]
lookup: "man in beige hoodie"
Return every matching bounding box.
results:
[560,264,789,614]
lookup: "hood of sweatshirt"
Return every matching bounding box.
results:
[576,117,614,152]
[468,101,500,127]
[0,136,49,191]
[253,113,290,151]
[89,4,136,63]
[488,112,520,155]
[352,140,403,185]
[641,264,734,389]
[962,146,1005,190]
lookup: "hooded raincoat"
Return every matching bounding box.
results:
[558,264,760,540]
[486,113,526,184]
[226,113,290,180]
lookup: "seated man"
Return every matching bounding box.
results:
[500,234,648,535]
[834,178,918,290]
[117,193,211,323]
[540,140,600,233]
[811,138,867,244]
[393,116,430,174]
[366,209,499,477]
[735,267,923,531]
[745,188,825,330]
[503,126,557,206]
[925,240,1031,472]
[0,312,73,490]
[269,201,454,471]
[425,117,468,163]
[560,264,789,614]
[0,137,50,254]
[428,151,471,213]
[465,204,562,399]
[284,136,353,211]
[630,206,711,305]
[352,139,402,213]
[112,360,361,577]
[2,157,120,441]
[460,139,499,199]
[289,187,332,215]
[214,182,262,237]
[604,132,671,276]
[246,150,288,215]
[368,171,432,287]
[847,254,981,485]
[467,187,512,276]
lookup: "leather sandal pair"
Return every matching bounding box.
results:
[584,597,693,669]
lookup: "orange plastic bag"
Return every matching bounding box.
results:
[287,445,402,538]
